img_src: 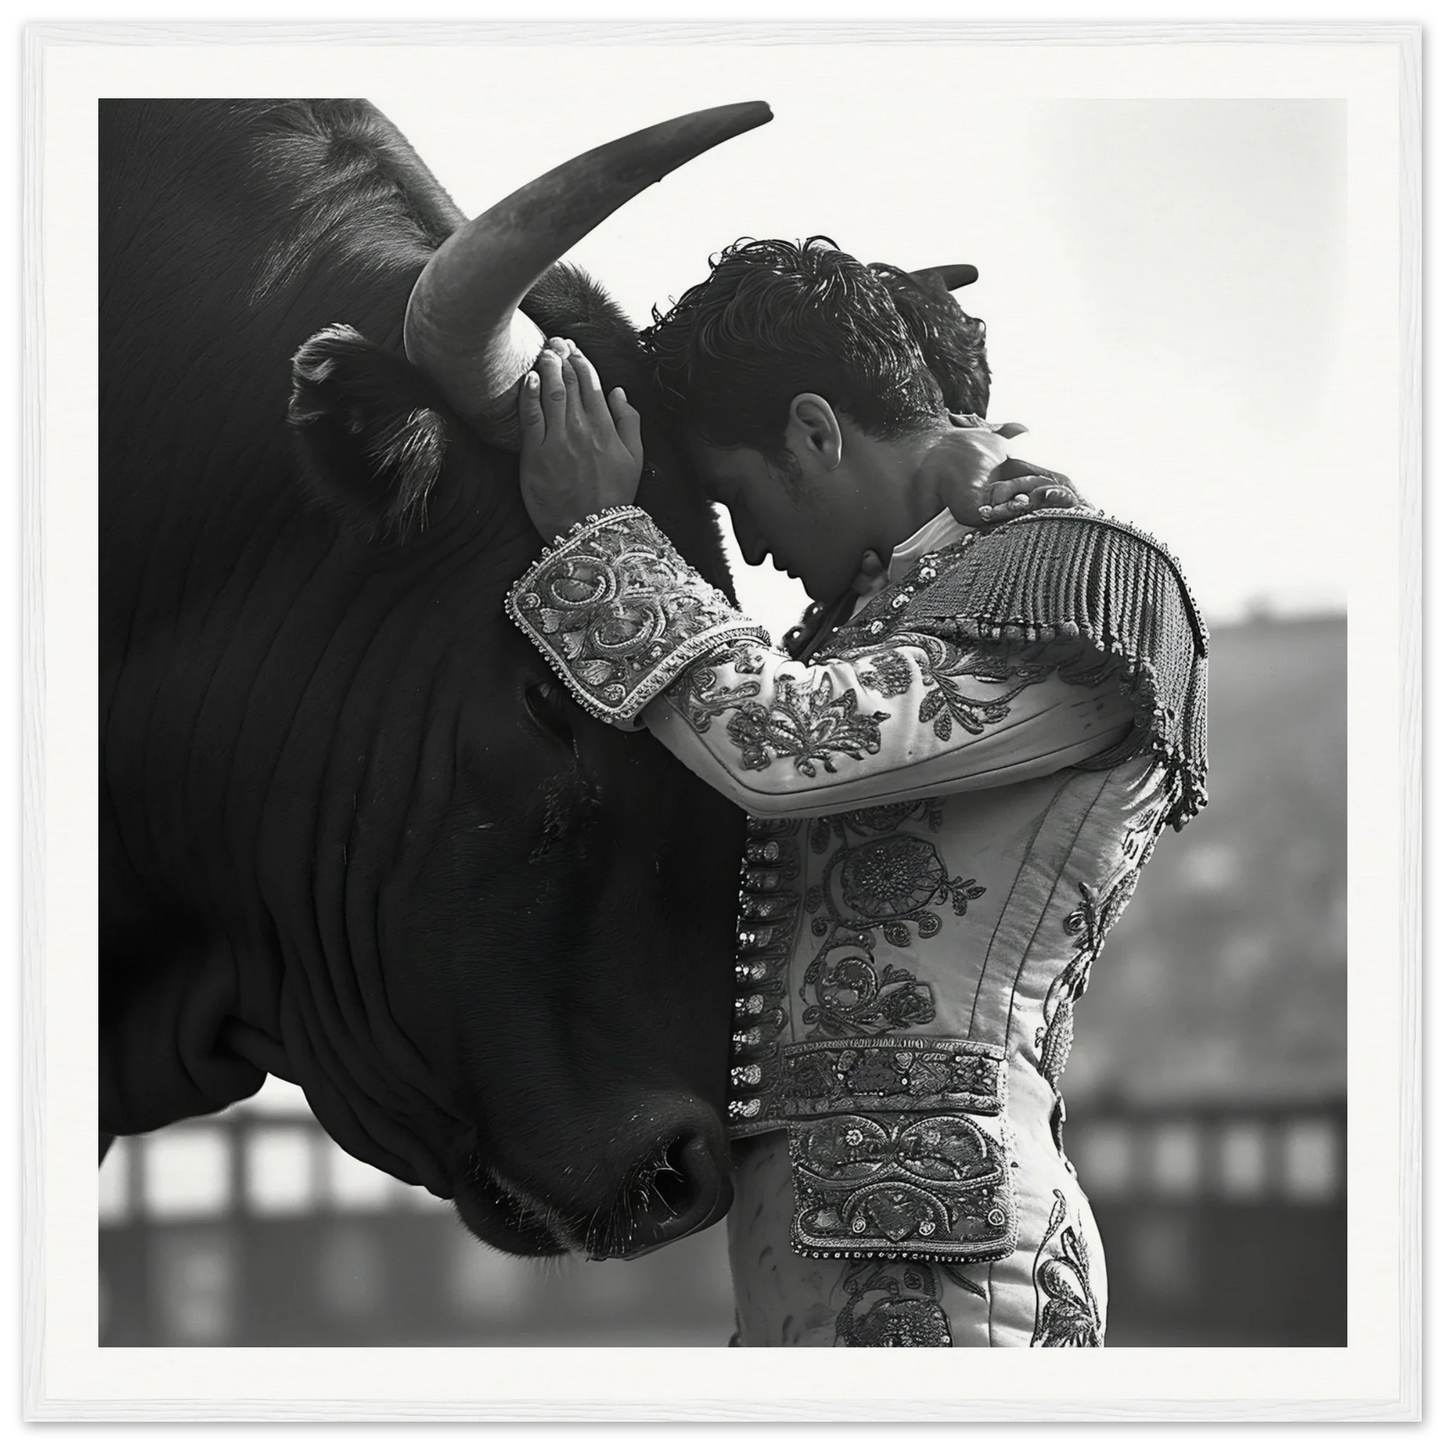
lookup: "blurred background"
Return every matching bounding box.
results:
[99,608,1346,1347]
[99,70,1350,1346]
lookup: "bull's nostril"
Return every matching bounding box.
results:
[599,1130,730,1260]
[651,1137,697,1219]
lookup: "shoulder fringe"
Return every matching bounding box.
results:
[906,511,1209,831]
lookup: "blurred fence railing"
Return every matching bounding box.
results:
[100,1100,1345,1346]
[98,1109,737,1347]
[1066,1099,1346,1345]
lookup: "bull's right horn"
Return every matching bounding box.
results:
[910,264,979,291]
[405,101,773,449]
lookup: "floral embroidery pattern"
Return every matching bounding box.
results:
[830,1259,990,1346]
[673,641,766,732]
[790,1108,1016,1261]
[913,636,1035,741]
[723,674,891,778]
[1030,1189,1104,1347]
[799,827,987,1039]
[787,809,1016,1261]
[909,631,1121,742]
[855,648,913,698]
[832,1261,953,1347]
[1058,868,1145,1004]
[1037,992,1078,1095]
[833,1262,950,1347]
[834,836,986,940]
[1037,800,1168,1091]
[804,941,937,1037]
[1121,796,1170,868]
[849,631,1029,740]
[508,508,767,722]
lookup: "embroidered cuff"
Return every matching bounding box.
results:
[506,506,770,726]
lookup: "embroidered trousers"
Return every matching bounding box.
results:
[726,1064,1109,1348]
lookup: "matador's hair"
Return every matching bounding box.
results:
[641,236,990,460]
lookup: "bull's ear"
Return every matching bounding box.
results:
[288,324,452,544]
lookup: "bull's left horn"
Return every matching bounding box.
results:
[404,101,774,448]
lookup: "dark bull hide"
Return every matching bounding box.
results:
[99,99,771,1258]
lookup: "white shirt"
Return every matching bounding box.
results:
[848,509,977,622]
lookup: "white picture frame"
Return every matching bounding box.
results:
[19,11,1433,1433]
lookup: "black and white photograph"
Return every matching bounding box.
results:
[23,18,1419,1423]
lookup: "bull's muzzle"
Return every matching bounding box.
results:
[452,1101,732,1260]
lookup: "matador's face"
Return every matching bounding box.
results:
[687,435,880,605]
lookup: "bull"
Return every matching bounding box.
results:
[99,98,771,1260]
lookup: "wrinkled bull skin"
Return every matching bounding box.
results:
[100,100,748,1258]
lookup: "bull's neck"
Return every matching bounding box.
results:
[103,495,539,944]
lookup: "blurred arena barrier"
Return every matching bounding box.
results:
[100,1080,738,1346]
[100,1088,1344,1346]
[1069,1099,1346,1345]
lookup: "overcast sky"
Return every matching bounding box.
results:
[373,56,1347,639]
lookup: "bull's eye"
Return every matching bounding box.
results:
[523,677,574,746]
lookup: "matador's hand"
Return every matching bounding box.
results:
[849,417,1094,597]
[922,413,1093,527]
[518,338,645,541]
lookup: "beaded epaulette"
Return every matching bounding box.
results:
[839,511,1209,831]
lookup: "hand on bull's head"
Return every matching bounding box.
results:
[517,338,645,542]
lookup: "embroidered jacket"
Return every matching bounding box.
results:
[508,505,1208,1276]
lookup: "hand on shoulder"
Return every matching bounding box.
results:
[922,414,1094,527]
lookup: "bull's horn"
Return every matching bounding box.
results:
[911,264,979,291]
[405,101,774,448]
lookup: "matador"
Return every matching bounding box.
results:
[507,240,1208,1347]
